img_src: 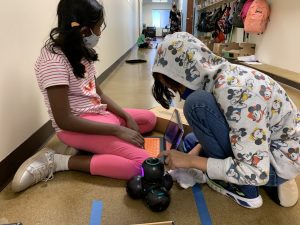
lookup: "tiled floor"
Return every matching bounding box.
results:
[0,43,299,225]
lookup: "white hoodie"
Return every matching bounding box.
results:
[152,32,300,185]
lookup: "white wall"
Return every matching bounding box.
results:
[143,2,172,26]
[143,3,173,36]
[247,0,300,73]
[0,0,139,162]
[230,0,300,73]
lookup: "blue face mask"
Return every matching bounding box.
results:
[180,87,195,100]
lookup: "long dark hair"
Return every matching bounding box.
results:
[45,0,105,78]
[152,73,181,109]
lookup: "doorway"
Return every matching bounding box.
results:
[186,0,194,34]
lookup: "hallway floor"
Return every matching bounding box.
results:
[1,43,300,225]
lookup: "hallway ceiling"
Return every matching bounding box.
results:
[143,0,173,4]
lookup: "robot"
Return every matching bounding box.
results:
[126,157,173,212]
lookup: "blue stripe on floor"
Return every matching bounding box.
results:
[89,200,103,225]
[192,184,213,225]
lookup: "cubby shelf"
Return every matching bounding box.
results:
[197,0,236,12]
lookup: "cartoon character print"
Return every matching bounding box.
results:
[168,40,184,55]
[227,76,241,86]
[284,93,290,102]
[199,57,212,69]
[228,65,239,73]
[244,171,268,185]
[226,163,240,181]
[250,128,266,145]
[238,69,248,76]
[230,128,247,151]
[270,140,287,158]
[246,79,254,90]
[252,71,265,80]
[208,55,224,66]
[154,45,168,67]
[287,148,300,162]
[175,52,186,66]
[175,33,190,40]
[187,37,197,43]
[199,46,211,55]
[296,113,300,126]
[280,127,295,140]
[271,99,282,117]
[227,89,251,108]
[247,104,265,123]
[244,174,257,185]
[183,48,199,68]
[269,79,276,87]
[259,171,268,180]
[214,74,226,89]
[200,74,211,90]
[237,150,268,167]
[226,106,243,122]
[185,64,200,82]
[271,140,288,151]
[175,48,199,68]
[270,122,283,134]
[259,85,272,101]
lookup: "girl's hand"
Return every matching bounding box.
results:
[116,126,144,148]
[125,116,140,133]
[158,150,193,170]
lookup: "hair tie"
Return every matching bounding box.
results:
[71,22,80,27]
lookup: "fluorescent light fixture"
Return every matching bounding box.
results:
[152,0,168,2]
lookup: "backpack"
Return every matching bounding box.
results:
[197,11,207,32]
[244,0,270,33]
[232,0,247,28]
[206,7,224,32]
[241,0,254,22]
[217,5,232,34]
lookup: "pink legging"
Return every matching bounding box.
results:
[57,108,157,180]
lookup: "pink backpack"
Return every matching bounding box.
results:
[244,0,270,33]
[241,0,254,22]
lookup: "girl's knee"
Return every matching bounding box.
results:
[147,110,157,129]
[184,90,215,120]
[183,132,199,152]
[140,110,157,133]
[184,90,214,110]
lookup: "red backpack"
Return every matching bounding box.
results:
[244,0,270,34]
[241,0,254,22]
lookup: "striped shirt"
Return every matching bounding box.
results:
[35,47,107,132]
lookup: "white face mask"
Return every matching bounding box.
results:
[83,29,100,48]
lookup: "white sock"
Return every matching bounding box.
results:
[54,154,71,172]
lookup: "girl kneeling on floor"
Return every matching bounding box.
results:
[152,32,300,209]
[12,0,156,192]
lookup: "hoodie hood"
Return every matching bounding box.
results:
[152,32,229,91]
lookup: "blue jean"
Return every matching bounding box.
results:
[183,90,286,187]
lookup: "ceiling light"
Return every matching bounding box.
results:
[152,0,168,3]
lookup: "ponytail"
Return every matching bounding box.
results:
[45,0,104,79]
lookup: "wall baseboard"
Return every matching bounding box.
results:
[97,46,134,84]
[0,46,135,192]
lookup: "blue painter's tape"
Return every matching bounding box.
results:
[192,184,213,225]
[89,200,103,225]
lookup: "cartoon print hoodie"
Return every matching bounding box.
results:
[152,32,300,185]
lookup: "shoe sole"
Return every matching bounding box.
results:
[207,178,263,209]
[12,148,54,192]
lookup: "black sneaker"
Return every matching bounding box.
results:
[206,176,263,209]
